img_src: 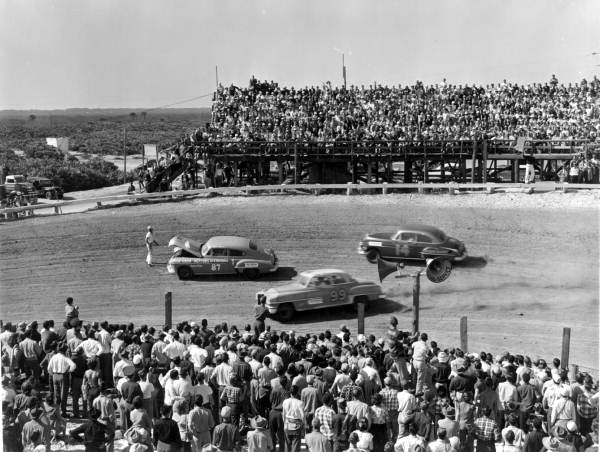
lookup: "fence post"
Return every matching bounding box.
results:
[357,300,365,335]
[346,182,352,196]
[412,273,420,334]
[561,327,571,368]
[382,182,388,195]
[165,291,172,328]
[460,316,468,352]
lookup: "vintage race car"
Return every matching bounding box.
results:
[358,224,467,264]
[256,269,384,322]
[167,235,278,280]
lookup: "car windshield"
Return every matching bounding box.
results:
[298,275,311,287]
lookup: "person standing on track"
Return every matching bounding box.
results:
[253,295,269,336]
[145,225,159,267]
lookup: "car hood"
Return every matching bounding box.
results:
[363,232,393,241]
[264,282,307,296]
[168,235,204,257]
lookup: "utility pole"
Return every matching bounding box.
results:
[123,127,127,184]
[215,66,219,89]
[342,53,347,89]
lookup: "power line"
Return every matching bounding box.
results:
[146,93,213,111]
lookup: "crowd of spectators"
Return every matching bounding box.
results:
[1,301,598,452]
[202,75,600,143]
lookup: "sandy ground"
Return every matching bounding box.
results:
[0,192,598,371]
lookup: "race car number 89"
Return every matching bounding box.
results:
[330,289,347,302]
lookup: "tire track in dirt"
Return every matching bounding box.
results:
[0,195,597,369]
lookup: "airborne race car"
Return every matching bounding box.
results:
[358,224,467,282]
[257,269,384,322]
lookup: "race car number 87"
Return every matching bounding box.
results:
[211,264,221,271]
[330,289,346,302]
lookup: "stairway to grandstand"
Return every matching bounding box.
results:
[145,160,185,193]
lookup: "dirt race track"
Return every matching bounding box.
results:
[0,192,598,370]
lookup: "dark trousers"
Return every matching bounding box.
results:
[24,358,41,384]
[99,353,113,388]
[71,376,84,417]
[269,409,285,452]
[284,430,302,452]
[334,441,349,452]
[52,373,69,414]
[475,439,495,452]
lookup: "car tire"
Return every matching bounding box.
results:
[365,249,380,264]
[45,191,53,199]
[243,268,260,280]
[277,303,295,322]
[177,266,193,280]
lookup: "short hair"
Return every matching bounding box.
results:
[438,428,447,440]
[505,430,515,444]
[161,405,172,416]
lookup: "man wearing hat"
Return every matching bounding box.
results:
[119,365,143,432]
[213,406,240,452]
[21,405,51,450]
[438,406,459,440]
[145,225,159,267]
[247,416,273,452]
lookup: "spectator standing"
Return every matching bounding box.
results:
[283,385,306,452]
[145,225,159,267]
[305,418,332,452]
[47,343,75,417]
[188,395,214,452]
[65,297,80,327]
[247,415,274,452]
[69,408,114,452]
[254,295,269,336]
[473,407,500,452]
[213,406,240,452]
[154,405,183,452]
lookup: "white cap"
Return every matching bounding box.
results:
[147,225,153,230]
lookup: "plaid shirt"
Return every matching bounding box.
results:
[577,392,598,418]
[314,405,335,440]
[221,385,242,405]
[474,416,500,442]
[380,387,399,412]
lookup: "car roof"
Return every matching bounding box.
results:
[300,269,347,277]
[205,236,254,249]
[397,224,446,236]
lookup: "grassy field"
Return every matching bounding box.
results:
[0,108,211,156]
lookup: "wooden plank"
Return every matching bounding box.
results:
[165,291,172,329]
[412,273,420,334]
[561,327,571,368]
[460,316,468,352]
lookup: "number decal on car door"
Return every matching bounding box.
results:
[330,289,347,302]
[211,264,221,272]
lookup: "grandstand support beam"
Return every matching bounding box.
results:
[294,144,298,184]
[482,141,488,184]
[471,141,477,184]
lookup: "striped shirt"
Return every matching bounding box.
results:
[314,405,335,440]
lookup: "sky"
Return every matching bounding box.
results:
[1,0,599,110]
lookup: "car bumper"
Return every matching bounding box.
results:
[264,302,278,314]
[454,250,468,262]
[167,264,175,274]
[268,264,279,273]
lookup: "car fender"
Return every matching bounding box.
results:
[421,247,456,258]
[348,283,384,300]
[235,259,264,271]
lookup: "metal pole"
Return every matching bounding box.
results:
[215,66,219,88]
[412,272,420,334]
[342,53,347,89]
[357,300,365,335]
[294,143,298,184]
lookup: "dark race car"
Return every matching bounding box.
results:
[358,224,467,265]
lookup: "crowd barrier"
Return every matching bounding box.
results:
[1,181,598,219]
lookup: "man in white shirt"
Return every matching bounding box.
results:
[188,336,208,373]
[163,331,186,360]
[145,225,159,266]
[282,385,306,452]
[75,330,102,359]
[412,333,431,394]
[397,382,417,437]
[47,344,76,416]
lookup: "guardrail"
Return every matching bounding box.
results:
[1,182,598,219]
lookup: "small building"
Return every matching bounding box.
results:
[46,137,69,152]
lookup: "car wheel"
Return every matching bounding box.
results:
[243,268,260,280]
[177,266,193,280]
[277,303,295,322]
[365,249,380,264]
[45,191,53,199]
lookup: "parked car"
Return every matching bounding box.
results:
[30,177,64,199]
[256,269,384,321]
[167,235,278,280]
[358,224,467,264]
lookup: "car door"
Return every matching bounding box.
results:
[196,247,231,275]
[414,233,434,258]
[329,273,352,305]
[299,276,328,310]
[398,232,421,259]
